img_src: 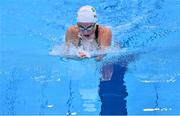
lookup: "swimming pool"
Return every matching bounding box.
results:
[0,0,180,115]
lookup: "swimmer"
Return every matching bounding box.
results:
[65,5,112,60]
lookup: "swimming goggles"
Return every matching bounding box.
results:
[78,24,96,32]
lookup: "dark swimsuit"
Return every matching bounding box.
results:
[78,25,99,47]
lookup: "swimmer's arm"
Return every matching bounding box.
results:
[64,28,88,59]
[65,28,72,51]
[96,28,112,61]
[100,28,112,49]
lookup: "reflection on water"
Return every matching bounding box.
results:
[99,63,128,115]
[99,51,138,115]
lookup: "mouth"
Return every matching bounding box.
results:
[84,35,90,38]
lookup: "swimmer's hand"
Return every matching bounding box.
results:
[78,51,91,58]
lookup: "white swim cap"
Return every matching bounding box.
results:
[77,5,97,23]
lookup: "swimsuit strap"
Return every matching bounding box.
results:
[95,24,99,45]
[78,36,82,46]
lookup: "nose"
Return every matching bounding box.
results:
[82,30,89,34]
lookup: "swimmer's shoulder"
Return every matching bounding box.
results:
[98,25,112,35]
[66,25,79,35]
[65,25,79,45]
[98,25,112,47]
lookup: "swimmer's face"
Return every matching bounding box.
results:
[77,22,96,38]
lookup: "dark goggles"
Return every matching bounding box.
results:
[78,24,96,32]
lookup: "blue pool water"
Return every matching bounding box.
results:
[0,0,180,115]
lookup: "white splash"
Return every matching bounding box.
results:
[49,41,130,60]
[47,104,54,108]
